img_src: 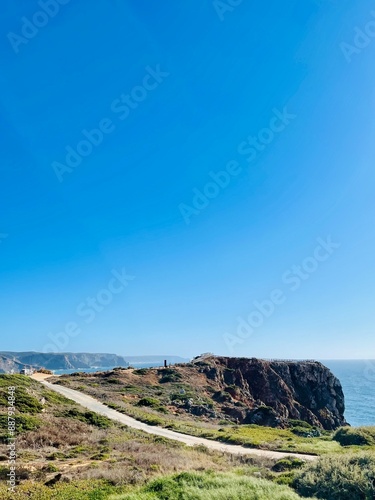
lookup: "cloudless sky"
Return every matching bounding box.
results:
[1,0,374,359]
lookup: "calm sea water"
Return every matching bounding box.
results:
[53,362,161,376]
[323,360,375,427]
[55,360,375,428]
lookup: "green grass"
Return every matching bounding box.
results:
[41,387,75,406]
[2,374,306,499]
[0,414,41,439]
[197,424,338,455]
[59,408,113,428]
[0,473,308,500]
[106,403,342,455]
[0,374,33,388]
[0,375,42,413]
[105,401,375,456]
[112,470,307,499]
[11,389,43,414]
[272,458,306,472]
[294,452,375,499]
[0,479,127,499]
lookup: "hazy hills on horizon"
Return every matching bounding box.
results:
[0,351,190,373]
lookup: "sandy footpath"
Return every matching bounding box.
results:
[32,375,318,462]
[30,372,56,381]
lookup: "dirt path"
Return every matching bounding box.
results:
[38,378,318,462]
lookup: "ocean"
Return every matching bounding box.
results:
[52,362,162,376]
[54,360,375,428]
[323,360,375,427]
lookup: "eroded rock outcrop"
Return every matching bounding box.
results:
[193,356,347,430]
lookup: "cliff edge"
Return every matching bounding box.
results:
[189,356,347,430]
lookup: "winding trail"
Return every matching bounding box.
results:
[38,378,318,462]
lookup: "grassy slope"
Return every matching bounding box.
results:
[0,374,300,499]
[2,371,374,499]
[0,473,308,500]
[113,470,309,500]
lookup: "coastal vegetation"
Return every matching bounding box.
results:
[53,367,374,456]
[1,369,375,499]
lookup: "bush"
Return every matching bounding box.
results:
[62,408,112,428]
[137,397,160,408]
[16,414,41,432]
[291,426,321,438]
[134,368,149,376]
[42,388,74,406]
[0,414,41,437]
[274,471,296,487]
[156,406,169,414]
[0,374,33,388]
[13,389,43,414]
[288,419,312,430]
[47,452,66,460]
[171,391,193,402]
[333,426,375,446]
[107,378,122,384]
[43,464,59,472]
[272,457,305,472]
[294,452,375,500]
[138,414,164,426]
[0,465,30,481]
[159,369,182,383]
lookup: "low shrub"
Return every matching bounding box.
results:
[274,471,296,487]
[62,408,112,428]
[294,452,375,500]
[0,374,33,388]
[333,426,375,446]
[291,426,321,438]
[42,464,59,472]
[272,457,305,472]
[137,397,160,408]
[288,419,312,430]
[47,451,66,460]
[42,389,74,406]
[0,465,30,481]
[134,368,149,376]
[107,378,122,384]
[0,414,41,436]
[90,452,110,461]
[159,369,182,383]
[156,406,169,414]
[0,383,43,414]
[170,392,193,402]
[139,414,164,426]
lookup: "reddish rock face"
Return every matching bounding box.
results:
[195,356,347,430]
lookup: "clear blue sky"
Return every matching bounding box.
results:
[1,0,374,359]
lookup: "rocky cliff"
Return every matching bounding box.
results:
[191,356,347,430]
[0,354,25,374]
